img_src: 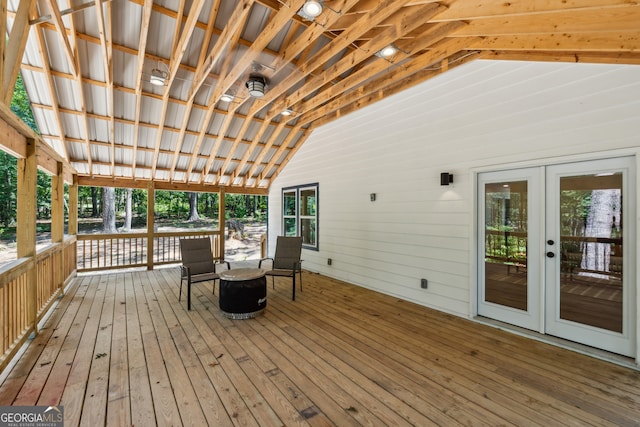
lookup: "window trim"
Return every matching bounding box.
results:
[282,183,319,251]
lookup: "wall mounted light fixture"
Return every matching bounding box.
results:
[440,172,453,186]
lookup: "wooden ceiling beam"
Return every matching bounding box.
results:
[302,37,479,126]
[224,0,362,181]
[314,48,481,128]
[168,0,221,180]
[254,124,308,186]
[43,0,78,76]
[68,7,94,184]
[162,0,210,180]
[186,0,255,105]
[131,0,154,178]
[261,0,418,122]
[188,9,251,183]
[199,0,308,185]
[468,32,640,52]
[294,19,466,122]
[433,0,638,21]
[455,7,640,36]
[77,174,268,194]
[149,0,207,177]
[244,119,288,180]
[4,0,33,104]
[269,2,446,119]
[483,50,640,65]
[33,22,71,163]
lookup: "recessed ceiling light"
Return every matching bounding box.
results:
[220,94,234,102]
[149,68,167,86]
[281,108,293,116]
[375,44,398,59]
[302,0,323,17]
[298,0,323,20]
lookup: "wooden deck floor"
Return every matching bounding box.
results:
[1,268,639,426]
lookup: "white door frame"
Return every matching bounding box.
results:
[472,152,638,360]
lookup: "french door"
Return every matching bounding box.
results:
[478,157,636,356]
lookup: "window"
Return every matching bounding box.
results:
[282,183,318,250]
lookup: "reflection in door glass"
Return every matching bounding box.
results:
[559,174,622,332]
[484,181,528,311]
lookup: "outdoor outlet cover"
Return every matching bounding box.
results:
[327,258,332,265]
[421,279,428,289]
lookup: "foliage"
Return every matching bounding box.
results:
[0,74,51,229]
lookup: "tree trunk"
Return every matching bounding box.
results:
[123,188,132,231]
[102,187,117,233]
[187,192,200,221]
[91,187,100,217]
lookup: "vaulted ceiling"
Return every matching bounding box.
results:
[6,0,640,193]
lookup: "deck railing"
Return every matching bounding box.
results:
[0,236,76,372]
[76,230,222,272]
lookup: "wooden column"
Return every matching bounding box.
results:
[219,187,225,260]
[17,137,37,333]
[146,181,155,270]
[68,175,78,236]
[51,162,64,291]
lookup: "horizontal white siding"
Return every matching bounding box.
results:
[268,60,640,318]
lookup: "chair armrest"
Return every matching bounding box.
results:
[217,260,231,270]
[259,257,273,268]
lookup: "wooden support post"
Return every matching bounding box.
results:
[219,187,225,260]
[52,162,64,291]
[17,138,37,334]
[68,175,78,236]
[146,181,155,270]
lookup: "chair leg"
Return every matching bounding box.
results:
[179,277,184,301]
[187,278,192,310]
[212,279,216,295]
[292,272,296,301]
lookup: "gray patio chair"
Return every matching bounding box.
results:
[179,237,230,310]
[259,236,303,300]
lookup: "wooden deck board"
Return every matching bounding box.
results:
[1,268,640,426]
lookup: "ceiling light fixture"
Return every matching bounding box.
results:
[246,75,267,97]
[298,0,323,20]
[281,108,293,116]
[220,94,235,102]
[375,44,398,59]
[149,68,168,86]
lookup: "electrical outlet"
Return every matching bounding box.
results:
[421,278,428,289]
[327,258,332,265]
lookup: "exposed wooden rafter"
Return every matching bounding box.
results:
[8,0,640,192]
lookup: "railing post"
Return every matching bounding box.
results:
[52,162,64,292]
[17,137,37,334]
[147,182,155,270]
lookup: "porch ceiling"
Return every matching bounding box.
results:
[8,0,640,192]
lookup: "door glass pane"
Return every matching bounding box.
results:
[559,173,622,332]
[484,181,528,310]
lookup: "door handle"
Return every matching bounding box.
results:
[546,252,555,258]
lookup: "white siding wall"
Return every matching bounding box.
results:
[268,60,640,318]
